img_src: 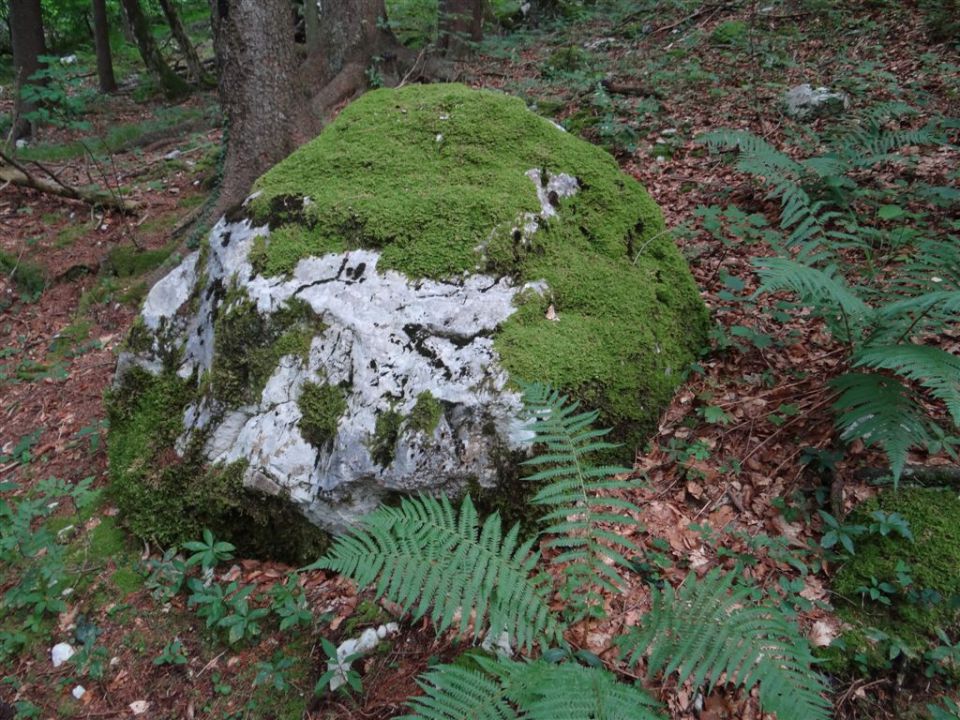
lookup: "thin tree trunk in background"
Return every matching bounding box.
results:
[9,0,47,141]
[157,0,205,84]
[119,0,190,98]
[91,0,117,93]
[439,0,482,57]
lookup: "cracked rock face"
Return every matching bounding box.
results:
[134,216,541,531]
[111,84,708,544]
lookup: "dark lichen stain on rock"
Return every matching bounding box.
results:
[298,381,347,448]
[820,488,960,678]
[245,83,708,451]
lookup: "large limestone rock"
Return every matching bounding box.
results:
[109,84,707,556]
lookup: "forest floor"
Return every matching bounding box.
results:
[1,2,959,719]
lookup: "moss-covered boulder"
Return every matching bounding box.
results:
[109,84,707,549]
[822,488,960,679]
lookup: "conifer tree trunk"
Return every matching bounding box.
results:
[157,0,205,84]
[91,0,117,93]
[119,0,190,98]
[210,0,453,211]
[9,0,47,140]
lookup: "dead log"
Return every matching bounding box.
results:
[0,151,137,212]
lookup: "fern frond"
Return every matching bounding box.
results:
[621,569,831,720]
[831,372,935,482]
[399,664,517,720]
[402,657,665,720]
[854,344,960,426]
[521,383,643,596]
[753,257,871,329]
[928,698,960,720]
[309,494,561,650]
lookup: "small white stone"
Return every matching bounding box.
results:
[376,625,387,639]
[384,622,399,634]
[129,700,150,715]
[51,643,75,667]
[72,686,86,700]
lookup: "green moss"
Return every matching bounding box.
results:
[111,567,145,595]
[88,516,128,559]
[210,293,321,405]
[826,488,960,676]
[298,382,347,448]
[343,599,388,636]
[107,368,328,562]
[710,20,748,45]
[0,250,45,300]
[105,244,175,278]
[408,391,443,435]
[250,224,346,277]
[243,84,707,453]
[370,408,404,467]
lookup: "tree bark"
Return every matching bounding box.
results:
[157,0,206,85]
[210,0,306,208]
[91,0,117,93]
[9,0,47,141]
[303,0,319,53]
[439,0,483,57]
[119,0,190,99]
[209,0,456,211]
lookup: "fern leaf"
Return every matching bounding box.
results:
[621,568,831,720]
[309,494,561,650]
[398,664,517,720]
[521,383,643,597]
[402,657,665,720]
[752,257,871,324]
[854,344,960,425]
[831,372,935,482]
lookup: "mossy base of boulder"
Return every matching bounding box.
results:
[822,488,960,679]
[106,368,328,563]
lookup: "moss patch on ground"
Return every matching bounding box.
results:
[106,367,328,562]
[298,381,347,448]
[823,488,960,677]
[245,83,707,451]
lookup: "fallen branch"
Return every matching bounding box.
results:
[856,464,960,488]
[0,150,137,212]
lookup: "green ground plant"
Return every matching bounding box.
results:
[700,104,960,482]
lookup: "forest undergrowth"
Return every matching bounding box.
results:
[1,1,958,718]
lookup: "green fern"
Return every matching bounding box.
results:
[620,568,831,720]
[853,344,960,426]
[752,257,871,332]
[521,383,644,607]
[307,494,561,651]
[831,372,936,482]
[929,698,960,720]
[400,657,665,720]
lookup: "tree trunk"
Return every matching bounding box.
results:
[439,0,483,57]
[210,0,451,211]
[91,0,117,93]
[303,0,319,53]
[157,0,206,84]
[9,0,47,141]
[119,0,190,99]
[210,0,306,208]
